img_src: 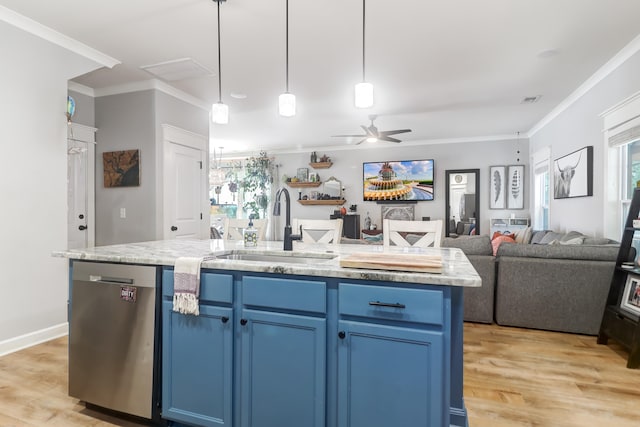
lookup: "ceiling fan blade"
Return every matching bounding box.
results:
[361,125,376,137]
[379,129,412,136]
[332,134,367,138]
[380,136,402,143]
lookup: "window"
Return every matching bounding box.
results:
[620,139,640,231]
[532,147,551,230]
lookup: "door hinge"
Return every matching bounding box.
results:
[199,161,203,169]
[200,213,203,220]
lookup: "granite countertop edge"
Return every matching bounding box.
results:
[53,239,481,288]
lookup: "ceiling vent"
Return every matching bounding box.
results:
[140,58,213,81]
[521,95,541,104]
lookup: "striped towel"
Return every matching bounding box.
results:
[173,256,204,316]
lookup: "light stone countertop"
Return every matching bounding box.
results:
[53,239,481,287]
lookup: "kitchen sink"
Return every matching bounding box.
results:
[215,251,337,264]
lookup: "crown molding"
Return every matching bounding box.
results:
[68,81,95,97]
[0,6,119,68]
[529,33,640,137]
[93,79,209,111]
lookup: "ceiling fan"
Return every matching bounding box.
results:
[332,115,412,145]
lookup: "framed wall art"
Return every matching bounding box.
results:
[621,274,640,316]
[553,145,593,199]
[489,166,506,209]
[381,205,415,222]
[507,165,525,209]
[103,149,140,187]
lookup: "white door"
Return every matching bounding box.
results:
[162,125,208,240]
[67,124,96,249]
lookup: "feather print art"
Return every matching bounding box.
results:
[493,170,501,203]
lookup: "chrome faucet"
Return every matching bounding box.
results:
[273,187,301,251]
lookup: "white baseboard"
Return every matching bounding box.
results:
[0,323,69,357]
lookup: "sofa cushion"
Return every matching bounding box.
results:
[442,235,492,256]
[530,230,550,244]
[539,231,565,245]
[496,243,620,261]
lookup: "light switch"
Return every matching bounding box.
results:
[120,208,126,219]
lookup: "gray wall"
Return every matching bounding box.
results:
[95,90,209,245]
[530,49,640,237]
[95,91,156,245]
[68,89,95,127]
[272,138,529,239]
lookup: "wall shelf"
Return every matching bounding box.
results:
[286,181,322,188]
[309,162,332,169]
[298,199,345,206]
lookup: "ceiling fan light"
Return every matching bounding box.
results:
[355,82,373,108]
[211,102,229,124]
[279,92,296,117]
[366,136,378,143]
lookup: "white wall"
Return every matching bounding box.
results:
[0,22,103,347]
[271,138,529,239]
[530,48,640,238]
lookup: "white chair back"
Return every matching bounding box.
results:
[223,218,267,241]
[292,218,343,245]
[383,219,443,248]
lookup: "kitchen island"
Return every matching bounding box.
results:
[55,239,480,427]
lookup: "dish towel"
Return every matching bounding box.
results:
[173,256,204,316]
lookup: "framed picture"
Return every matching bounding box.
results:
[553,146,593,199]
[381,205,415,222]
[103,149,140,187]
[296,167,309,182]
[621,274,640,316]
[507,165,525,209]
[489,166,506,209]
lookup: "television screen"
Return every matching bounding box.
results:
[363,159,434,201]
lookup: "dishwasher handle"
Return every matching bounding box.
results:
[89,275,134,285]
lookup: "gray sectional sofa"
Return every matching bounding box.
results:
[443,232,624,335]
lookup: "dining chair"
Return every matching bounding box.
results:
[292,218,343,245]
[383,219,443,248]
[223,218,267,241]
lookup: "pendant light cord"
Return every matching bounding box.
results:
[362,0,366,82]
[217,0,222,103]
[285,0,289,93]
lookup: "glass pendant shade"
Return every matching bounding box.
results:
[355,82,373,108]
[279,92,296,117]
[211,102,229,124]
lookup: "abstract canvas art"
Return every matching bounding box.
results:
[103,149,140,187]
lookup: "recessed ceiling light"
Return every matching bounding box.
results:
[522,95,541,104]
[230,92,247,99]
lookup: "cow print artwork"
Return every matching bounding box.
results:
[553,146,594,199]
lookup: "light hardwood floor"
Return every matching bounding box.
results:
[1,323,640,426]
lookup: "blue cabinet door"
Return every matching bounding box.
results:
[162,301,233,427]
[337,320,445,427]
[239,309,326,427]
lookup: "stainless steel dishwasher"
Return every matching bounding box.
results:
[69,261,163,423]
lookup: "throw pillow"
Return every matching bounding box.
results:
[513,227,532,244]
[530,230,550,244]
[491,234,515,256]
[559,236,585,245]
[492,231,515,241]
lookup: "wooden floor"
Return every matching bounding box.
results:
[1,323,640,426]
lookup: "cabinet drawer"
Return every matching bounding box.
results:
[339,283,444,325]
[242,276,326,314]
[163,269,233,304]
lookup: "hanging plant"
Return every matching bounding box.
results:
[240,151,274,218]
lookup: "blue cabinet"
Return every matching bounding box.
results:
[337,282,447,427]
[239,275,327,427]
[337,321,444,427]
[162,271,234,427]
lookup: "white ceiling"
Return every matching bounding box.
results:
[3,0,640,154]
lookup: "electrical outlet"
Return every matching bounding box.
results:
[120,208,126,219]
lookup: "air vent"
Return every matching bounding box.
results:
[521,95,541,104]
[140,58,213,81]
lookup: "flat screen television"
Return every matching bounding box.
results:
[363,159,434,201]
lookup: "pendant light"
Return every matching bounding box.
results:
[211,0,229,124]
[279,0,296,117]
[354,0,373,108]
